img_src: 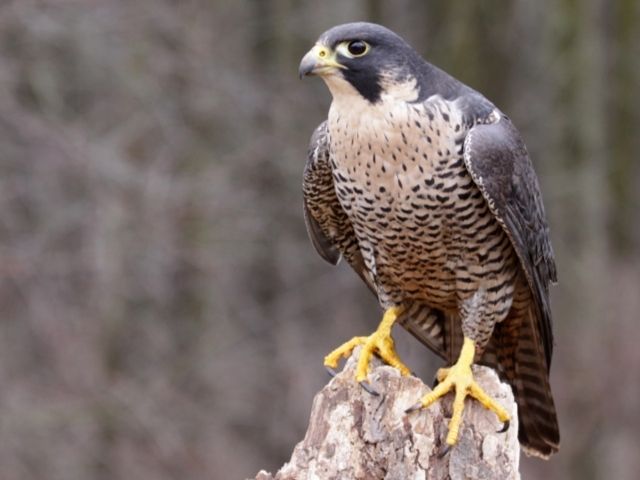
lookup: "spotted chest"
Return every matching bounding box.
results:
[327,96,518,314]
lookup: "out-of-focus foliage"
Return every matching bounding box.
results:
[0,1,638,479]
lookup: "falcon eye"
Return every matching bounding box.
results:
[336,40,370,58]
[347,40,368,56]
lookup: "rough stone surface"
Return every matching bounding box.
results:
[251,351,520,480]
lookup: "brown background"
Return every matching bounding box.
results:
[0,1,639,479]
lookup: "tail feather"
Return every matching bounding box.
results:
[397,302,448,361]
[399,297,559,458]
[496,303,560,458]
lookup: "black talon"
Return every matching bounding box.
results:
[358,380,380,396]
[438,444,451,458]
[404,402,423,414]
[325,366,338,378]
[497,419,510,433]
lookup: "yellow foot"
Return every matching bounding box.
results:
[323,306,411,384]
[406,337,510,446]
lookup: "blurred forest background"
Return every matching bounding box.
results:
[0,0,638,479]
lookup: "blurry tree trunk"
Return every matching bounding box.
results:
[252,351,520,480]
[541,1,610,476]
[607,0,640,253]
[366,0,383,23]
[547,0,610,323]
[245,0,287,323]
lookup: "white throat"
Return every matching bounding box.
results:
[323,73,419,106]
[323,74,420,126]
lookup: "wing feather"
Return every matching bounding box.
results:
[462,109,560,455]
[463,113,556,368]
[302,122,375,292]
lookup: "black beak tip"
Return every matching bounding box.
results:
[298,67,312,80]
[298,54,317,80]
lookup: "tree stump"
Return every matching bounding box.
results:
[252,349,520,479]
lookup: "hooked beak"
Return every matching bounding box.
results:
[299,44,346,79]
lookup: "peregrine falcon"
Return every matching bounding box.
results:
[299,22,559,458]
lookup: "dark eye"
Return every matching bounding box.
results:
[347,40,368,56]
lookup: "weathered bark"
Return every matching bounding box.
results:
[252,350,520,480]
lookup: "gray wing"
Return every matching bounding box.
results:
[303,122,375,292]
[463,112,557,368]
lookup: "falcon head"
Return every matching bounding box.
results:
[299,22,425,104]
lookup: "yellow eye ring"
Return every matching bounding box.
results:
[336,40,370,58]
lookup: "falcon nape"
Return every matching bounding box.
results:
[299,22,559,458]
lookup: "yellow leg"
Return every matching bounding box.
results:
[411,337,510,446]
[324,306,411,382]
